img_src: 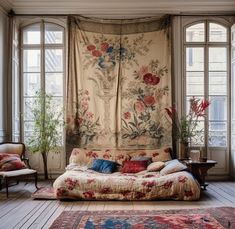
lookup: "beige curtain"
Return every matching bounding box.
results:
[66,16,172,150]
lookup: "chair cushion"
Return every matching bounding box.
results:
[121,160,148,173]
[0,169,36,177]
[90,159,119,174]
[0,143,24,157]
[0,153,26,171]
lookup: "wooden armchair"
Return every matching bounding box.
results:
[0,142,38,197]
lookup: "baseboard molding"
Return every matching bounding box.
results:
[207,175,231,181]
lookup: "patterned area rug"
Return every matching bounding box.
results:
[49,207,235,229]
[31,187,56,200]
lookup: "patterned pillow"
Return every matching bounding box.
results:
[160,159,187,176]
[121,160,148,173]
[90,159,119,174]
[131,156,152,165]
[0,153,26,171]
[147,161,165,172]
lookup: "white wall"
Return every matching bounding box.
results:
[0,7,9,142]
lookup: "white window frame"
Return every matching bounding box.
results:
[19,18,66,145]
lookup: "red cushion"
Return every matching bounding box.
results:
[0,153,26,171]
[121,160,148,173]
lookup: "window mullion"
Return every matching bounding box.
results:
[205,20,209,155]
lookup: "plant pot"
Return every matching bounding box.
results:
[179,141,189,159]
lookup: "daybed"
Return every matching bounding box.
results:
[53,148,201,200]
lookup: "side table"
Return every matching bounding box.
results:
[183,160,217,190]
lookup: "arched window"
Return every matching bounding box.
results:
[21,21,65,143]
[184,21,229,148]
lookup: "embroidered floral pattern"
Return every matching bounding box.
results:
[121,60,170,145]
[66,89,101,146]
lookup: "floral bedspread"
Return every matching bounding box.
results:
[53,165,200,200]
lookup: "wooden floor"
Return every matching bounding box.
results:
[0,181,235,228]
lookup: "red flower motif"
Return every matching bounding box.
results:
[87,44,96,51]
[65,178,79,190]
[135,192,145,199]
[143,73,160,85]
[100,42,109,52]
[139,152,146,156]
[77,118,83,125]
[92,50,102,57]
[152,152,159,157]
[123,111,131,119]
[143,96,155,106]
[56,188,67,197]
[103,153,111,159]
[165,107,176,119]
[86,151,98,158]
[185,190,193,197]
[83,191,95,199]
[142,181,156,188]
[178,176,188,183]
[135,101,145,113]
[120,190,131,196]
[163,181,173,189]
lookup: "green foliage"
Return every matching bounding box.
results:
[27,90,64,156]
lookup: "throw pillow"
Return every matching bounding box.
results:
[0,154,26,171]
[160,159,187,176]
[90,159,118,174]
[147,161,165,172]
[131,156,152,165]
[121,160,148,173]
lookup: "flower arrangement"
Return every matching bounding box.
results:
[165,97,210,144]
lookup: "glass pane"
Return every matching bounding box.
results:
[46,73,63,96]
[209,47,227,71]
[186,96,204,121]
[24,98,36,120]
[186,47,204,71]
[186,71,204,96]
[24,121,35,131]
[190,121,205,146]
[23,49,41,72]
[186,23,205,42]
[209,72,227,95]
[23,24,40,44]
[50,97,63,118]
[45,23,63,44]
[209,122,227,147]
[24,73,40,96]
[45,49,63,72]
[209,96,227,121]
[209,23,227,42]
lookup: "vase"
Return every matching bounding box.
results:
[179,141,189,159]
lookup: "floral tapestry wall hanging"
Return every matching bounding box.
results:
[66,16,172,150]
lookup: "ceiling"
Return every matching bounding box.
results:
[0,0,235,18]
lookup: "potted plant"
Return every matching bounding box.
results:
[27,90,64,179]
[165,97,210,159]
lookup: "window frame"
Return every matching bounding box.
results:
[19,19,66,144]
[183,19,231,151]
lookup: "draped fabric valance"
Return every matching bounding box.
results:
[66,15,172,151]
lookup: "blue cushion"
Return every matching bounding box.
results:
[90,159,118,174]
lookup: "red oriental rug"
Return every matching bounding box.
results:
[31,187,56,200]
[49,207,235,229]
